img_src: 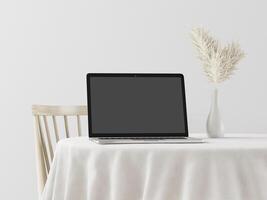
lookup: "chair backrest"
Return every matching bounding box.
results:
[32,105,87,195]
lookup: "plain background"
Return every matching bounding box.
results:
[0,0,266,199]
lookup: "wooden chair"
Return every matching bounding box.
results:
[32,105,87,196]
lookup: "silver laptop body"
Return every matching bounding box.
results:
[90,137,202,144]
[87,73,203,144]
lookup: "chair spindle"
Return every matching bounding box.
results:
[37,116,50,172]
[43,116,54,160]
[64,115,70,138]
[52,115,59,142]
[77,115,81,136]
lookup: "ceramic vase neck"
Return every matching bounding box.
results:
[212,87,218,107]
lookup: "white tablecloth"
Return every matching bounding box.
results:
[42,134,267,200]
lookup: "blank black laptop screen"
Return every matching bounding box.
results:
[87,74,188,137]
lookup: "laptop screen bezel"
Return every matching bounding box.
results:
[87,73,189,137]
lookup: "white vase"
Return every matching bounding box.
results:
[206,87,224,138]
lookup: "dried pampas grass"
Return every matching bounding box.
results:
[191,28,245,83]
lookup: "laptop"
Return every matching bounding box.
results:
[87,73,202,144]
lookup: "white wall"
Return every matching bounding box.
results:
[1,0,267,199]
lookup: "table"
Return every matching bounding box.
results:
[42,134,267,200]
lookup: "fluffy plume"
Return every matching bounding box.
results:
[190,28,245,83]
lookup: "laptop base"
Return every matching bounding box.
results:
[90,137,203,144]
